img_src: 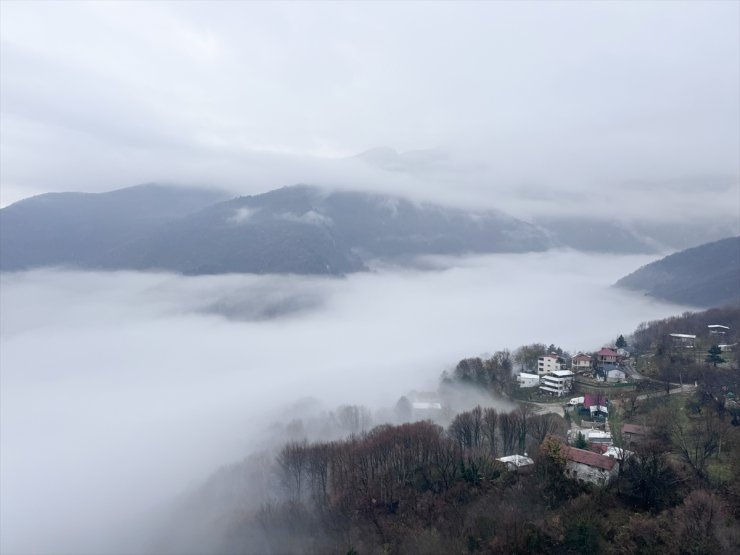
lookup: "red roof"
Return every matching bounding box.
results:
[589,443,609,454]
[583,393,607,408]
[596,348,618,357]
[573,354,591,361]
[565,446,617,471]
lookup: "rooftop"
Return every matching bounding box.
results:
[596,348,618,357]
[496,454,534,467]
[565,445,618,471]
[622,424,650,436]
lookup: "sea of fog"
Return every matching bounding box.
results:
[0,251,691,554]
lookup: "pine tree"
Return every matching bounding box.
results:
[705,345,725,367]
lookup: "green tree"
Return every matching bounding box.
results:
[574,431,588,449]
[705,345,725,367]
[616,334,627,349]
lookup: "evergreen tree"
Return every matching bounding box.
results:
[705,345,725,367]
[616,334,627,349]
[575,431,588,449]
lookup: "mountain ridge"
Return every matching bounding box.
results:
[0,183,551,275]
[615,236,740,308]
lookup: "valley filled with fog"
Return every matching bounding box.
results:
[0,251,692,554]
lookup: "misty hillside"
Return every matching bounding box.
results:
[0,184,551,275]
[0,184,230,270]
[615,236,740,308]
[534,217,740,254]
[535,217,658,254]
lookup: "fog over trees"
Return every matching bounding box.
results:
[0,254,693,553]
[1,1,738,553]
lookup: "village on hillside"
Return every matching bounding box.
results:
[397,315,739,488]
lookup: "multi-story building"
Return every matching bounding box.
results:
[539,369,574,396]
[571,353,592,372]
[537,354,562,376]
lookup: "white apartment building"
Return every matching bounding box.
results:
[539,369,574,396]
[537,354,562,376]
[517,372,541,388]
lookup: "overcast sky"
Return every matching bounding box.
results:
[1,1,738,220]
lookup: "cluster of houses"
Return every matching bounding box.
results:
[517,347,632,396]
[497,407,651,487]
[496,445,621,486]
[670,324,735,351]
[560,399,650,486]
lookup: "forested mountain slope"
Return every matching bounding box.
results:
[616,236,740,308]
[0,184,551,275]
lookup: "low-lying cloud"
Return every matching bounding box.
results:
[1,252,693,553]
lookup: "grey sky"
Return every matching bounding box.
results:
[1,1,738,221]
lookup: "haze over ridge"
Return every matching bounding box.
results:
[1,1,738,226]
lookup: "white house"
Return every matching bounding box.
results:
[602,446,632,460]
[539,369,574,397]
[669,333,696,348]
[563,445,619,486]
[537,354,562,376]
[517,372,540,388]
[569,427,612,445]
[708,324,730,335]
[409,392,442,414]
[496,454,534,472]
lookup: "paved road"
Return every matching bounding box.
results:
[526,401,565,417]
[522,382,697,418]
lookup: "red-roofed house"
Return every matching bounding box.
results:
[571,353,592,371]
[596,348,618,366]
[583,393,609,416]
[563,445,619,486]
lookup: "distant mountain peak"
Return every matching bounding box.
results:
[0,183,551,275]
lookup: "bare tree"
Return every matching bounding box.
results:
[277,440,309,501]
[672,410,721,478]
[482,407,499,456]
[448,411,475,449]
[516,405,534,453]
[470,405,483,449]
[529,413,567,445]
[499,412,518,455]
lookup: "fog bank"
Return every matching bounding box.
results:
[1,252,690,553]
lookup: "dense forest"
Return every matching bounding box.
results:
[156,309,740,554]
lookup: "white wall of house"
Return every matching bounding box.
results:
[518,373,540,388]
[565,460,619,486]
[539,372,573,396]
[537,355,561,376]
[573,359,591,370]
